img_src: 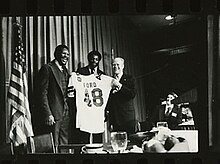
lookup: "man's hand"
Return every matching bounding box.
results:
[46,115,55,126]
[67,86,75,97]
[111,79,122,93]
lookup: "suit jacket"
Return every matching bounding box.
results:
[37,60,70,121]
[107,73,136,126]
[159,105,182,130]
[76,66,105,75]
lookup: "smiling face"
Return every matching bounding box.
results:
[88,54,100,69]
[112,58,124,75]
[55,48,70,66]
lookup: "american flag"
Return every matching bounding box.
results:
[8,23,34,146]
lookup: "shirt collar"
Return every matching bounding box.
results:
[55,60,63,71]
[165,104,174,113]
[90,67,98,74]
[114,72,123,80]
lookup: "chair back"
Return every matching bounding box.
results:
[27,133,55,153]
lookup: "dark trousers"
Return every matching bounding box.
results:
[112,120,136,136]
[52,111,70,146]
[72,128,103,144]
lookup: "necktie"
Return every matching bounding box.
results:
[91,68,95,74]
[62,66,66,74]
[115,74,119,80]
[62,66,68,80]
[165,107,171,116]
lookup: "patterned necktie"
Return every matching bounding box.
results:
[165,107,171,116]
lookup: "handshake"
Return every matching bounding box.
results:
[111,79,122,94]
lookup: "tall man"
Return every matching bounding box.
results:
[37,45,70,147]
[107,57,137,135]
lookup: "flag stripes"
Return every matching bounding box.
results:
[11,74,23,86]
[8,92,24,107]
[8,23,34,147]
[12,69,21,78]
[10,81,22,92]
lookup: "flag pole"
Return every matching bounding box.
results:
[8,19,34,154]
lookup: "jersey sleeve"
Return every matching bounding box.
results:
[99,74,114,88]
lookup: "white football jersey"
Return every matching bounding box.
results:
[68,72,113,133]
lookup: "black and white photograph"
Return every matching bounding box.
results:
[0,15,207,155]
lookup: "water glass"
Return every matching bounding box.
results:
[110,131,128,153]
[156,122,168,128]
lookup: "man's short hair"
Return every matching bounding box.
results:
[113,57,124,65]
[168,92,178,98]
[54,45,69,59]
[87,50,102,61]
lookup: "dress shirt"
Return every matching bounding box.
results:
[114,73,123,81]
[55,60,64,72]
[90,67,98,75]
[164,104,174,115]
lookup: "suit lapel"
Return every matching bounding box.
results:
[119,74,127,84]
[49,60,64,94]
[97,68,103,75]
[63,66,71,78]
[86,66,91,75]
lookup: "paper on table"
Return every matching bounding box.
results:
[169,141,190,152]
[128,145,143,153]
[171,130,198,152]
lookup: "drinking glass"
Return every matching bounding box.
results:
[156,122,168,128]
[110,131,128,153]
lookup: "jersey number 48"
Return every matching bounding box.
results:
[84,88,104,107]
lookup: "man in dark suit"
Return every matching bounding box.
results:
[37,45,70,147]
[107,57,137,136]
[73,50,105,143]
[159,92,182,130]
[77,50,104,76]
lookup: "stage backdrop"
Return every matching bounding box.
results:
[1,16,146,143]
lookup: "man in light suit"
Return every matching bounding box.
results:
[37,45,70,147]
[107,57,137,136]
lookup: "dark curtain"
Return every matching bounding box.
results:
[1,16,146,143]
